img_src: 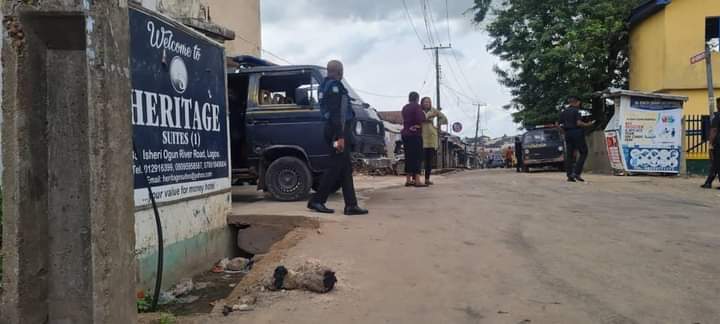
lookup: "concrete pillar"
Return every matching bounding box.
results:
[1,1,136,323]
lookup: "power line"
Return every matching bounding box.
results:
[449,48,482,100]
[401,0,428,47]
[442,54,480,103]
[234,33,294,65]
[445,0,452,44]
[419,62,435,93]
[420,0,437,46]
[354,89,406,99]
[425,0,443,45]
[441,83,481,105]
[237,34,407,101]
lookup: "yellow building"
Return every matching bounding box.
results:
[203,0,262,56]
[148,0,262,56]
[629,0,720,168]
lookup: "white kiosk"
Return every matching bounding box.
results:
[603,90,688,175]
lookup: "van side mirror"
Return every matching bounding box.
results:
[362,103,370,109]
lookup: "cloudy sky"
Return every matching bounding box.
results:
[260,0,518,138]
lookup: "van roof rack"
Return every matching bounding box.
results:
[232,55,278,68]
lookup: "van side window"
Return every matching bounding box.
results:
[258,72,319,108]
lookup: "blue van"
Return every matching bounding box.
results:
[227,56,387,201]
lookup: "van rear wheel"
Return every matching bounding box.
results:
[265,157,312,201]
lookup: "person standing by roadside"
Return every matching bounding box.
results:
[307,60,368,215]
[402,92,427,187]
[559,96,594,182]
[701,100,720,189]
[503,146,514,169]
[420,97,446,185]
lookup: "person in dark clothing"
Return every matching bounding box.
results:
[701,101,720,189]
[514,136,524,172]
[402,92,427,187]
[307,60,368,216]
[559,96,594,182]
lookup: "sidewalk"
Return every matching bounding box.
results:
[230,173,452,220]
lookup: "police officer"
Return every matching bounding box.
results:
[514,136,524,172]
[559,96,594,182]
[701,100,720,189]
[307,60,369,215]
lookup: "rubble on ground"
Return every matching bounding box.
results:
[264,260,337,294]
[212,257,252,274]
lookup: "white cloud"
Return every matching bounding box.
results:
[261,0,520,138]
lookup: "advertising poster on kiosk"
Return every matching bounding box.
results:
[605,131,624,171]
[620,97,683,173]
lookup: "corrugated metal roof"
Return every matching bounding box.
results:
[377,111,403,125]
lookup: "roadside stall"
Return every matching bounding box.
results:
[603,90,688,175]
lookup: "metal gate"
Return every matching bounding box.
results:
[685,114,710,160]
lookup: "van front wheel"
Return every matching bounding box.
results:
[265,157,312,201]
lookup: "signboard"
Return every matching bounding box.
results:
[130,8,230,207]
[452,122,463,133]
[690,51,706,64]
[619,97,683,173]
[604,131,624,171]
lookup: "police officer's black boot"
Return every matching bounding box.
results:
[344,205,368,216]
[308,201,334,214]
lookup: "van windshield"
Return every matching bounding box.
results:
[523,129,561,145]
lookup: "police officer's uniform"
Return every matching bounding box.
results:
[308,77,361,212]
[514,137,524,172]
[559,106,589,181]
[703,111,720,188]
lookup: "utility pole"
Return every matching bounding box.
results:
[705,40,717,116]
[473,104,483,154]
[424,44,452,111]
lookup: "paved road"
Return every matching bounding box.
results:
[196,170,720,324]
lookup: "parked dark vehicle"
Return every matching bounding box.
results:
[521,126,566,172]
[227,56,387,201]
[486,155,506,169]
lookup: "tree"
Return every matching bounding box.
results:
[472,0,644,127]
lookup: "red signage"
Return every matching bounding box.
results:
[690,51,706,64]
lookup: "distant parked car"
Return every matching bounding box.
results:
[486,156,506,169]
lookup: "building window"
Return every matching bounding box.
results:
[706,17,720,42]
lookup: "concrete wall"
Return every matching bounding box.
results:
[0,4,3,177]
[1,1,136,323]
[584,131,612,175]
[135,193,234,290]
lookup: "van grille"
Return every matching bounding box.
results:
[361,121,383,136]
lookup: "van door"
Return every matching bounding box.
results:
[228,74,250,171]
[246,70,332,172]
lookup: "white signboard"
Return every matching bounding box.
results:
[618,97,683,173]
